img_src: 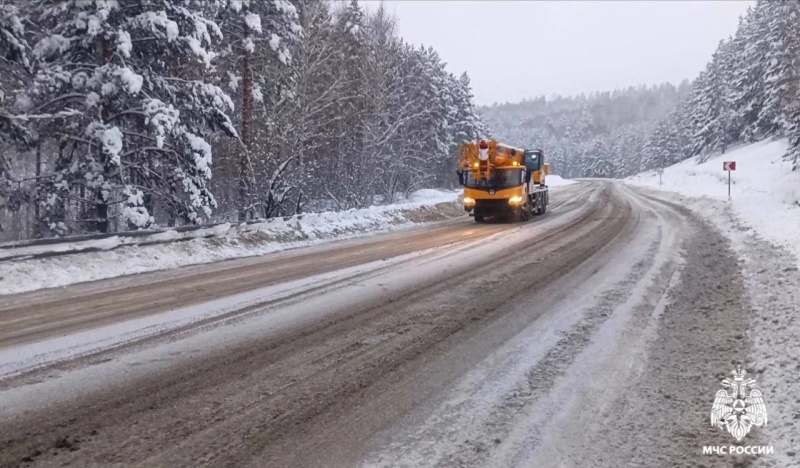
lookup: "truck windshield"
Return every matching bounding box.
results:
[464,168,524,189]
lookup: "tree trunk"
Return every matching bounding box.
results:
[96,200,108,233]
[238,43,253,222]
[96,37,114,233]
[33,143,41,238]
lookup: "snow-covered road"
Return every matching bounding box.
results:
[0,181,788,467]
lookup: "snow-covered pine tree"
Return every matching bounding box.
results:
[732,2,769,142]
[640,121,665,172]
[558,124,577,177]
[214,0,301,220]
[645,114,684,172]
[330,0,368,209]
[0,2,35,225]
[755,0,800,137]
[360,5,405,203]
[583,137,610,178]
[439,71,486,186]
[726,9,756,141]
[786,102,800,171]
[686,67,718,159]
[263,0,339,217]
[0,2,31,148]
[620,127,648,176]
[715,38,738,154]
[457,73,486,141]
[417,46,456,194]
[28,0,238,234]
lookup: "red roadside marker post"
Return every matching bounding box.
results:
[723,161,736,198]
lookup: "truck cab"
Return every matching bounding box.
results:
[458,140,549,222]
[524,149,547,185]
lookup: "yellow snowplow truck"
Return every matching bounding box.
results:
[457,140,550,222]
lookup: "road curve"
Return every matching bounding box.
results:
[0,181,696,467]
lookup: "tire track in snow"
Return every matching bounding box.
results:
[540,191,761,468]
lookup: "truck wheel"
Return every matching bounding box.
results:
[541,198,547,214]
[523,198,532,219]
[474,215,484,223]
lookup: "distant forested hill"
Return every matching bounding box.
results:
[484,0,800,179]
[480,83,689,178]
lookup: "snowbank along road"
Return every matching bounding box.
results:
[0,181,780,467]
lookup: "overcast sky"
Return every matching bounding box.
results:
[376,1,753,105]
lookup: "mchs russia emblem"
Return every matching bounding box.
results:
[710,365,768,441]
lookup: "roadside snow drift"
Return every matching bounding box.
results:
[627,140,800,467]
[626,139,800,262]
[1,190,462,295]
[546,175,577,187]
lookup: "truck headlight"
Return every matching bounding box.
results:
[464,197,475,205]
[508,195,524,205]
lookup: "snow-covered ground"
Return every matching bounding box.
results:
[626,140,800,467]
[626,139,800,264]
[0,189,461,295]
[405,188,461,204]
